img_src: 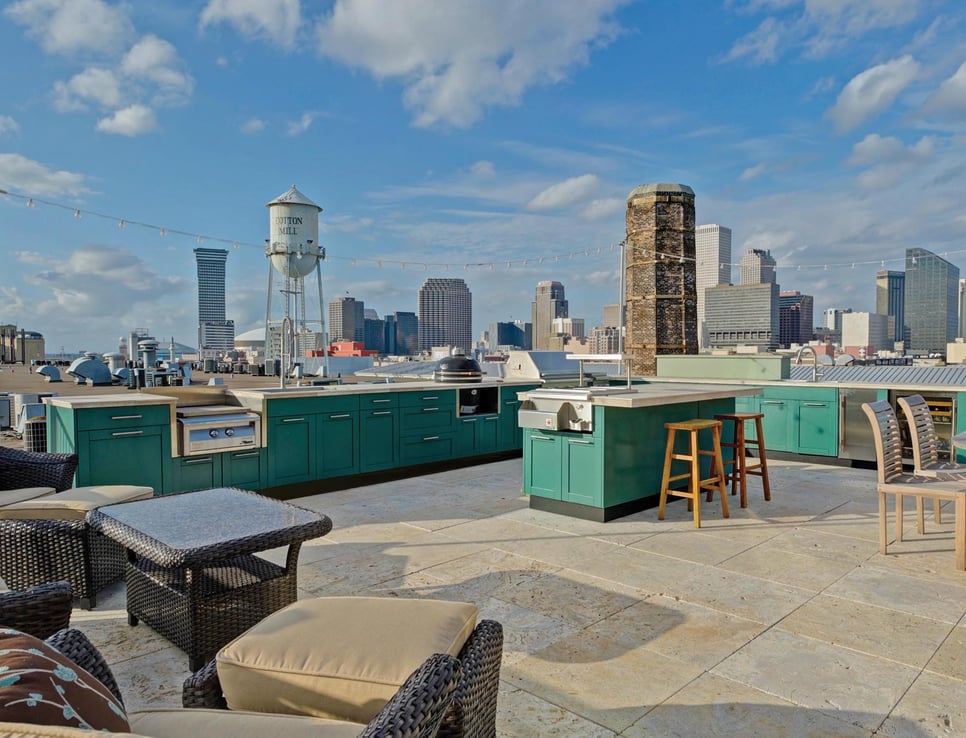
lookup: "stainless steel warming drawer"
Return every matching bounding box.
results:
[176,405,261,457]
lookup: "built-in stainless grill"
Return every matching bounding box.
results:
[176,405,261,456]
[518,387,634,433]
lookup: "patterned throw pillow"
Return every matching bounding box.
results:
[0,628,129,731]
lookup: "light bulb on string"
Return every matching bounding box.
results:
[27,198,34,208]
[118,220,125,229]
[233,242,239,249]
[73,209,81,219]
[160,228,166,237]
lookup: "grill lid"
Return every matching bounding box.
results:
[433,348,482,383]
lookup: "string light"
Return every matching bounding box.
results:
[26,198,34,207]
[160,228,166,237]
[118,220,125,229]
[73,209,81,218]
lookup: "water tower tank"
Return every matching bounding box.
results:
[265,185,322,278]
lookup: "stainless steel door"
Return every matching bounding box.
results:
[838,387,879,461]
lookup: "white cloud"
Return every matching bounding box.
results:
[287,112,317,136]
[724,17,784,65]
[0,153,90,196]
[121,35,194,105]
[200,0,302,49]
[315,0,626,128]
[4,0,133,55]
[96,104,158,136]
[471,160,495,177]
[580,198,622,221]
[826,56,920,133]
[52,67,124,111]
[921,59,966,117]
[848,134,935,190]
[527,174,601,211]
[0,115,19,134]
[241,117,266,133]
[740,162,768,181]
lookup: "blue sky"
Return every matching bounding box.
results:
[2,0,966,354]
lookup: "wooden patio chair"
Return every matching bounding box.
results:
[862,400,965,570]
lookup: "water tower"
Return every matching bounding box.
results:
[264,185,329,379]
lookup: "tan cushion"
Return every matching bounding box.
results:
[0,629,130,732]
[0,724,146,737]
[217,597,478,724]
[129,708,362,738]
[0,486,56,508]
[0,485,153,521]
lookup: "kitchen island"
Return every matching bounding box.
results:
[519,383,762,521]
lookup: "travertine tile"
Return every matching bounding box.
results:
[759,526,878,564]
[577,545,710,595]
[923,623,966,681]
[717,543,856,591]
[475,596,579,666]
[712,630,919,730]
[822,566,966,624]
[672,567,814,625]
[497,682,617,737]
[625,672,869,737]
[878,670,966,737]
[629,528,760,565]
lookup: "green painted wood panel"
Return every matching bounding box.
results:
[399,389,456,408]
[563,436,601,506]
[360,408,398,471]
[75,404,170,431]
[797,400,837,455]
[318,412,359,477]
[524,431,561,499]
[222,448,264,490]
[399,433,455,464]
[81,427,167,492]
[267,415,315,486]
[175,454,220,492]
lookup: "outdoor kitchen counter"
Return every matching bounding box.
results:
[518,382,760,408]
[44,394,176,410]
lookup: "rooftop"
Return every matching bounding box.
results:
[66,457,965,737]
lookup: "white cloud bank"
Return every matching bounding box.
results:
[826,55,920,133]
[527,174,601,211]
[0,153,90,196]
[200,0,302,49]
[4,0,134,55]
[96,104,158,136]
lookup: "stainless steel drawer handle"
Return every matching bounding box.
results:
[802,402,827,407]
[111,430,143,437]
[329,413,352,418]
[485,417,498,422]
[371,399,391,404]
[282,417,306,422]
[372,411,393,416]
[533,436,553,442]
[762,401,784,405]
[423,407,439,412]
[111,414,142,420]
[462,418,477,423]
[570,439,592,445]
[233,451,259,458]
[423,435,440,441]
[184,457,212,464]
[421,396,439,400]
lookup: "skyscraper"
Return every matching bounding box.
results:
[531,281,568,350]
[417,278,472,352]
[779,291,814,348]
[705,283,780,351]
[904,247,959,355]
[193,247,234,356]
[695,224,732,348]
[624,183,697,375]
[329,296,365,342]
[739,248,777,285]
[875,270,905,343]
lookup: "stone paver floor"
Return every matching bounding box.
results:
[68,458,966,736]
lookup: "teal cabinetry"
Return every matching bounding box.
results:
[399,390,455,464]
[318,410,358,477]
[266,395,360,485]
[563,436,601,506]
[267,414,315,486]
[524,431,562,497]
[47,403,171,493]
[175,454,220,492]
[221,448,264,489]
[456,415,500,456]
[359,393,398,471]
[174,448,266,492]
[498,385,538,451]
[756,386,838,456]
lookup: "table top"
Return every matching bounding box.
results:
[88,487,332,568]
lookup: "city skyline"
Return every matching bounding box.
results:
[3,2,966,352]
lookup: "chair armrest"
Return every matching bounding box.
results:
[0,580,73,639]
[438,619,503,738]
[360,653,461,738]
[182,659,228,709]
[45,627,125,707]
[0,447,79,492]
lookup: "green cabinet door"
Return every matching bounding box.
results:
[82,427,167,492]
[797,400,837,456]
[175,454,220,492]
[222,449,264,490]
[563,436,601,506]
[456,417,480,456]
[360,409,398,471]
[318,412,359,477]
[479,415,500,454]
[524,431,561,499]
[759,398,793,452]
[267,415,316,486]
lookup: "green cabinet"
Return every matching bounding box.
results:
[563,436,601,506]
[360,407,399,471]
[759,398,793,451]
[456,415,500,456]
[318,411,358,477]
[399,390,455,464]
[524,431,562,498]
[175,453,220,492]
[221,449,264,489]
[498,385,538,451]
[267,414,315,486]
[756,386,838,456]
[174,448,266,493]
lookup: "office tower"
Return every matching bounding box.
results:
[624,183,697,375]
[488,321,528,350]
[739,248,777,285]
[364,316,386,353]
[876,270,905,343]
[602,304,621,328]
[589,325,620,353]
[959,278,966,339]
[904,247,960,355]
[193,247,234,356]
[705,283,780,351]
[329,296,365,342]
[551,317,585,340]
[531,281,568,350]
[824,308,852,331]
[417,278,472,352]
[779,291,814,348]
[696,224,732,348]
[842,312,889,356]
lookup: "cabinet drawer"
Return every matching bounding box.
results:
[399,390,456,408]
[266,394,359,417]
[359,393,398,409]
[400,405,454,434]
[76,404,170,431]
[400,433,455,463]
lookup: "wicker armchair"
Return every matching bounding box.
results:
[183,619,504,738]
[0,579,73,639]
[0,446,126,608]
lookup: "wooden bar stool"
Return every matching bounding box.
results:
[658,419,729,528]
[709,412,772,509]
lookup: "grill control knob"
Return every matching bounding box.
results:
[209,429,220,438]
[225,428,235,437]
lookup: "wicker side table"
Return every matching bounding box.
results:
[88,487,331,670]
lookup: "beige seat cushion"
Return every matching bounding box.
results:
[129,708,362,738]
[0,485,154,520]
[0,486,56,508]
[217,597,478,725]
[0,724,146,738]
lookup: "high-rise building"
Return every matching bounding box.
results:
[624,183,697,375]
[329,296,365,342]
[364,316,386,353]
[588,325,620,354]
[601,304,621,328]
[779,291,814,348]
[696,224,732,348]
[876,270,905,343]
[193,247,234,356]
[739,248,777,285]
[705,283,780,350]
[417,278,472,352]
[904,247,960,355]
[551,317,585,340]
[842,312,889,356]
[958,278,966,339]
[824,308,852,332]
[488,321,528,350]
[531,281,568,350]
